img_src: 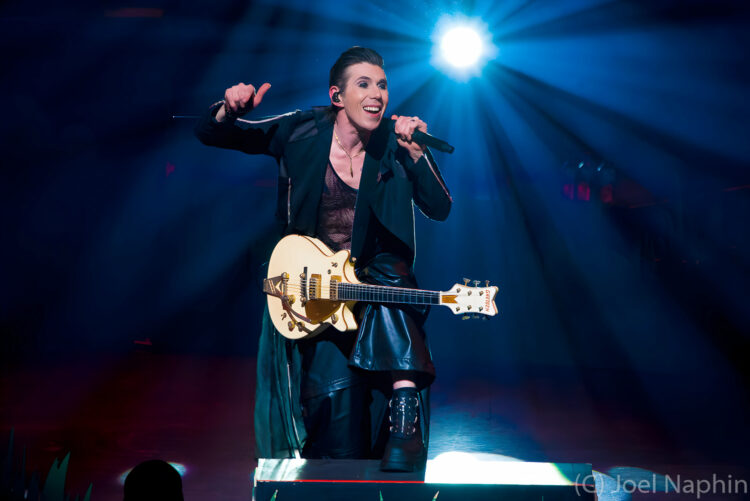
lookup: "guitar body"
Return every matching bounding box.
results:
[266,235,360,339]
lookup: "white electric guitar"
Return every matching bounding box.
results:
[263,234,499,339]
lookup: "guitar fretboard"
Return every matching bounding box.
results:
[334,282,441,305]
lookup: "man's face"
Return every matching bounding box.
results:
[338,62,389,132]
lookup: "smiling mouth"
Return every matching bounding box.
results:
[363,105,382,116]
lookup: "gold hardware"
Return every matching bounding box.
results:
[349,257,357,264]
[281,313,287,320]
[331,262,338,267]
[287,295,295,305]
[287,321,294,331]
[479,307,483,311]
[456,287,461,292]
[331,314,339,323]
[463,278,470,286]
[485,280,490,287]
[455,307,460,312]
[468,291,472,295]
[467,305,472,310]
[462,315,470,320]
[479,291,483,296]
[282,272,289,279]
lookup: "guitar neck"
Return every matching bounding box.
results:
[334,282,441,305]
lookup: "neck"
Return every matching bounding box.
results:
[334,112,369,155]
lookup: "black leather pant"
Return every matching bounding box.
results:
[300,383,390,459]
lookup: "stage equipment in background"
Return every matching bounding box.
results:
[562,158,616,204]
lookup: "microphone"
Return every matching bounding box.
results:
[411,129,455,154]
[389,120,455,154]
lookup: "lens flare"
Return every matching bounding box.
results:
[441,27,483,68]
[432,15,497,80]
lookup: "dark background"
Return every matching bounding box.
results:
[1,0,749,498]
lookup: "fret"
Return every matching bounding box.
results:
[334,282,440,305]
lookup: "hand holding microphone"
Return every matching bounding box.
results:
[392,114,429,163]
[390,114,455,156]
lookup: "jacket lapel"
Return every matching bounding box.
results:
[350,121,391,260]
[292,110,333,235]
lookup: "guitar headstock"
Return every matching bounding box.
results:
[440,278,498,318]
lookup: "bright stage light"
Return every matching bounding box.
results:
[441,27,483,68]
[432,15,496,80]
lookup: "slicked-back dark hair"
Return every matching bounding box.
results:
[329,46,384,89]
[328,46,384,117]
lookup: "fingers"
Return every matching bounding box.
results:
[236,83,255,113]
[224,87,238,114]
[392,115,427,142]
[224,84,251,115]
[253,82,271,108]
[224,82,271,116]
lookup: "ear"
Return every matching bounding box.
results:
[329,86,343,108]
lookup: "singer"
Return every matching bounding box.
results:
[195,46,452,472]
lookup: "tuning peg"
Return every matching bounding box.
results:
[485,280,490,287]
[461,315,470,320]
[463,278,470,286]
[473,280,480,287]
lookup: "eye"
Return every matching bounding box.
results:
[358,81,368,88]
[378,82,387,90]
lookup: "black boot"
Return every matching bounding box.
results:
[380,387,426,472]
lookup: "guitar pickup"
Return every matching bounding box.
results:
[300,266,308,301]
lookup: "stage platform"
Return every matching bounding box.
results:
[254,455,596,501]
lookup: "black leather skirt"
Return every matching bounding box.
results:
[349,253,435,389]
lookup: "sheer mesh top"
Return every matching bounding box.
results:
[315,161,358,252]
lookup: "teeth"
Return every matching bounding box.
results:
[363,106,381,113]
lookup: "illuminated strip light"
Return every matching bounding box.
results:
[425,452,576,485]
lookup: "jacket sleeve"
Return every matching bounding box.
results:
[194,100,300,160]
[401,148,453,221]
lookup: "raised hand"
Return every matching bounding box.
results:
[219,82,271,120]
